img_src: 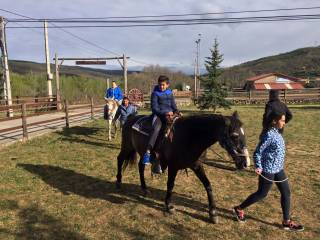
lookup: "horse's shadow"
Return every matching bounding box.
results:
[53,126,120,148]
[17,164,278,228]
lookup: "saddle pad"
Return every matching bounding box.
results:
[132,116,153,136]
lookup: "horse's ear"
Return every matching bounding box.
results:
[232,111,240,120]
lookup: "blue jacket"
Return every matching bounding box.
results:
[254,128,286,174]
[114,104,137,126]
[105,86,123,101]
[151,86,178,117]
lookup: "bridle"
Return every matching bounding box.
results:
[106,99,117,120]
[220,132,247,158]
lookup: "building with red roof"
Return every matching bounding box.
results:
[244,73,305,90]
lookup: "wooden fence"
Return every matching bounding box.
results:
[226,88,320,104]
[0,97,104,142]
[142,88,320,106]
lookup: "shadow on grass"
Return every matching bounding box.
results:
[17,164,279,229]
[54,126,120,149]
[60,126,102,137]
[203,159,254,175]
[0,199,87,240]
[203,160,236,171]
[110,221,157,240]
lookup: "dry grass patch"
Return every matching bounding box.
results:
[0,105,319,239]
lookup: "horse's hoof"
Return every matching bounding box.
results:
[165,204,175,214]
[209,215,219,224]
[115,181,121,189]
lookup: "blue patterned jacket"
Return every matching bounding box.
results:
[254,128,286,174]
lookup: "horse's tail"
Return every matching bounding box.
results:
[122,150,137,171]
[119,115,140,171]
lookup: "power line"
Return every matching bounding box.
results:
[8,22,105,57]
[5,6,320,21]
[0,8,124,58]
[5,15,320,28]
[6,13,320,24]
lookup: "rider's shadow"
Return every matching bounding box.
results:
[17,164,278,228]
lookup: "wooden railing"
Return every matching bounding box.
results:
[226,88,320,104]
[0,98,104,142]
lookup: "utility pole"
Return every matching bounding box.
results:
[106,78,110,89]
[123,53,128,95]
[54,53,62,110]
[195,33,201,98]
[194,58,197,98]
[0,17,13,117]
[44,20,53,100]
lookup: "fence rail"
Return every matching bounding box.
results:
[0,97,104,143]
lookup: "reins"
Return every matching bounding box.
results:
[258,173,288,183]
[208,148,289,183]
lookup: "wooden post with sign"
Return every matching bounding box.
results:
[53,56,130,96]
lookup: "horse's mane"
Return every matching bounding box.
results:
[176,114,224,129]
[175,113,243,132]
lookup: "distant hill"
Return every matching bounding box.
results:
[220,46,320,88]
[8,45,320,89]
[8,60,137,79]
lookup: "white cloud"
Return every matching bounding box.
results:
[2,0,320,72]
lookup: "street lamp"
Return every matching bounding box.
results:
[195,34,201,98]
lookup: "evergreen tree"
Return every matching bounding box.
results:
[197,38,231,112]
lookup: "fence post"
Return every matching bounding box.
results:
[21,103,28,141]
[90,97,94,119]
[64,100,69,128]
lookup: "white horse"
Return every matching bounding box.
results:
[104,98,119,141]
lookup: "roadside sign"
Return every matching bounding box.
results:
[75,60,106,65]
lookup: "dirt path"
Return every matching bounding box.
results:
[0,107,103,147]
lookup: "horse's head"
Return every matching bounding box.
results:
[105,98,118,119]
[219,111,250,170]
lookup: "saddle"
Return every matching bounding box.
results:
[132,116,153,136]
[132,113,181,142]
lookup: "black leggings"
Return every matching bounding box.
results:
[239,170,291,220]
[147,116,162,150]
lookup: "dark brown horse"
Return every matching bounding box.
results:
[116,111,250,223]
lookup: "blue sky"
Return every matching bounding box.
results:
[1,0,320,73]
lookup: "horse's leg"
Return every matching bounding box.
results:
[138,158,149,195]
[113,120,118,139]
[191,164,218,223]
[116,154,124,188]
[108,119,112,141]
[165,167,178,213]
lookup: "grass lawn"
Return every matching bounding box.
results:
[0,105,319,240]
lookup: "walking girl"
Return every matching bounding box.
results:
[233,112,304,232]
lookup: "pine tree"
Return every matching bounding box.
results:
[197,38,231,112]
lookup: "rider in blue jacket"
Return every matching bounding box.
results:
[143,75,179,174]
[105,81,123,104]
[114,97,137,126]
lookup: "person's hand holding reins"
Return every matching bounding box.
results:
[165,112,174,123]
[255,168,262,175]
